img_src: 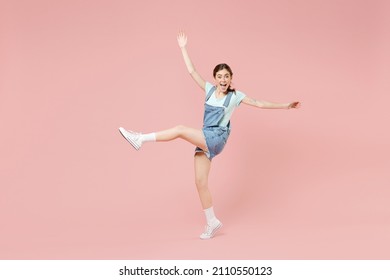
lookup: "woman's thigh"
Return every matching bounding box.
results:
[194,152,211,186]
[180,126,208,152]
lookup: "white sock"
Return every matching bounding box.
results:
[204,207,219,226]
[140,133,156,143]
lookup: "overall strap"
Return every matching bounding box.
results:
[224,91,234,128]
[223,91,234,108]
[205,86,216,101]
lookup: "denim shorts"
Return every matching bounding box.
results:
[195,126,230,160]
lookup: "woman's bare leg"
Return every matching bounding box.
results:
[156,125,208,151]
[194,152,212,209]
[195,152,222,239]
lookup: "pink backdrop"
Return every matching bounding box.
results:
[1,0,389,259]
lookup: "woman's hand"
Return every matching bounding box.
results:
[177,31,188,48]
[288,102,301,109]
[176,30,205,90]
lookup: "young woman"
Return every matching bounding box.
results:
[119,31,300,240]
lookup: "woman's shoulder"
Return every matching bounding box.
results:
[233,89,246,97]
[205,82,215,93]
[205,81,214,87]
[231,89,246,106]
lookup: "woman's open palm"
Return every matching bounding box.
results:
[177,31,187,48]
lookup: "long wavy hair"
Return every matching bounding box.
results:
[213,63,236,93]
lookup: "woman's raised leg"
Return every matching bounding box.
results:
[155,125,208,151]
[119,125,208,151]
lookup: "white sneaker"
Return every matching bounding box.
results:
[200,220,222,240]
[119,127,143,150]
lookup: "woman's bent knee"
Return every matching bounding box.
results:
[174,125,187,136]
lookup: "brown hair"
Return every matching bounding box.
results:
[213,63,235,93]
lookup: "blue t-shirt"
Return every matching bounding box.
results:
[204,82,246,127]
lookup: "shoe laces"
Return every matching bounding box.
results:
[128,130,142,139]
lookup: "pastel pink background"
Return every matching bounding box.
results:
[1,0,389,259]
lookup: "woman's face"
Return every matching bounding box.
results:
[214,69,232,93]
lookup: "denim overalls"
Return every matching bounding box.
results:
[195,86,233,160]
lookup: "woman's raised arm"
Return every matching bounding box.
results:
[177,31,206,90]
[242,96,301,109]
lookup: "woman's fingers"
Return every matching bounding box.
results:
[288,101,300,109]
[177,31,187,47]
[292,102,300,108]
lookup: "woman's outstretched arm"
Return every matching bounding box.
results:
[242,96,301,109]
[177,31,206,90]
